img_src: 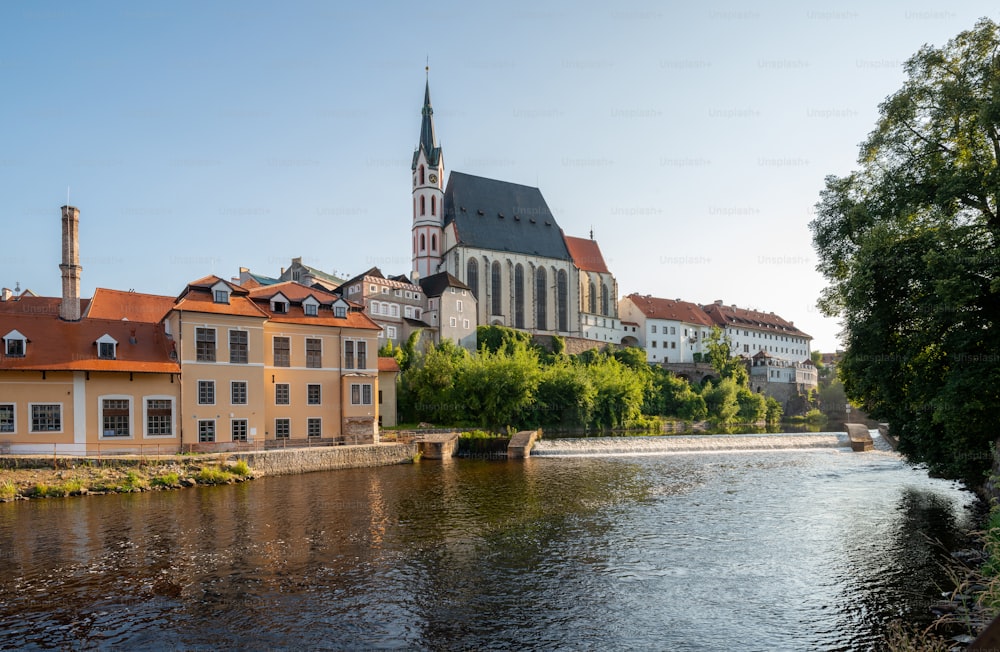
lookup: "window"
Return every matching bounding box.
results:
[652,341,657,348]
[229,330,248,364]
[387,326,397,339]
[4,330,26,357]
[491,261,502,316]
[535,267,547,330]
[514,264,524,329]
[344,341,355,369]
[306,338,322,368]
[450,317,457,327]
[198,420,215,443]
[431,233,437,251]
[304,303,318,316]
[456,300,463,313]
[390,304,399,317]
[231,381,247,405]
[601,283,610,316]
[0,404,13,433]
[404,306,413,318]
[273,337,290,367]
[30,404,61,432]
[146,399,173,436]
[196,328,216,362]
[463,319,470,329]
[214,290,229,304]
[419,165,425,185]
[351,383,373,405]
[652,325,657,333]
[198,380,215,405]
[557,270,568,332]
[275,418,290,439]
[671,342,676,349]
[307,384,321,405]
[275,383,290,405]
[431,195,436,216]
[589,281,597,314]
[232,419,248,442]
[420,196,426,216]
[101,398,130,438]
[357,341,367,369]
[98,341,116,360]
[335,305,346,318]
[307,418,322,438]
[272,300,288,314]
[467,259,479,299]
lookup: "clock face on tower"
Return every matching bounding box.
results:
[428,173,438,184]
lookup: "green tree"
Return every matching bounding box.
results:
[810,18,1000,486]
[534,361,596,428]
[764,396,783,424]
[736,387,767,423]
[458,343,540,429]
[701,378,740,425]
[587,354,647,428]
[703,326,750,387]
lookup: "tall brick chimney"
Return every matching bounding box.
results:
[59,205,82,321]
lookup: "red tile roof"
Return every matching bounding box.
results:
[378,357,401,372]
[0,296,89,316]
[623,294,715,327]
[265,305,381,331]
[247,281,340,303]
[86,288,174,323]
[702,302,810,338]
[564,235,610,274]
[173,290,270,318]
[0,313,178,373]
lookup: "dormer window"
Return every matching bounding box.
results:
[96,334,118,360]
[211,281,231,304]
[303,296,320,317]
[333,299,348,319]
[270,292,289,314]
[3,330,26,357]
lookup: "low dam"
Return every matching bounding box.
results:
[531,432,855,457]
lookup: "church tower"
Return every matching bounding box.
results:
[411,74,444,281]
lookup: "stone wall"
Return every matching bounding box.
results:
[234,443,417,476]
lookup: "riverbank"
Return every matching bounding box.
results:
[0,443,418,501]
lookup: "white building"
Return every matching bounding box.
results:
[617,294,716,363]
[701,300,812,363]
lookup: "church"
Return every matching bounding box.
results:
[410,79,621,345]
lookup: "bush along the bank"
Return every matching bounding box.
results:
[398,325,795,431]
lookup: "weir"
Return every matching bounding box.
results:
[530,432,854,457]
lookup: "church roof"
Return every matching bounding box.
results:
[564,235,610,274]
[412,79,442,170]
[442,171,571,261]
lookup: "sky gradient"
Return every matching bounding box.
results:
[2,1,996,352]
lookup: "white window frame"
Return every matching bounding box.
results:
[96,333,118,360]
[228,328,249,364]
[3,329,27,357]
[98,394,133,440]
[28,402,63,434]
[274,418,291,439]
[143,395,176,438]
[231,380,248,405]
[0,403,16,434]
[275,383,290,405]
[350,383,373,405]
[307,417,322,438]
[197,379,216,405]
[198,419,216,443]
[386,326,397,339]
[307,383,322,406]
[231,418,249,442]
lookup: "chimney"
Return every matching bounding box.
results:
[714,299,723,305]
[1,288,11,302]
[59,205,82,321]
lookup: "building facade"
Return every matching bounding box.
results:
[336,267,426,348]
[618,294,716,364]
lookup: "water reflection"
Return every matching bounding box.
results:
[0,449,976,651]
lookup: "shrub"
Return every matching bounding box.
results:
[0,480,18,500]
[195,466,233,485]
[151,472,180,488]
[119,470,149,492]
[230,460,251,477]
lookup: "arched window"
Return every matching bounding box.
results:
[431,233,437,252]
[467,259,479,300]
[420,195,426,216]
[514,264,525,329]
[419,165,425,185]
[491,261,502,317]
[535,267,547,330]
[557,270,568,332]
[420,233,426,251]
[431,195,436,216]
[601,283,610,316]
[588,280,597,314]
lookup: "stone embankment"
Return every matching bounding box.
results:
[0,443,419,502]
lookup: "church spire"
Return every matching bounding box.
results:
[413,69,442,169]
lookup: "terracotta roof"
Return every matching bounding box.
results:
[247,281,340,303]
[0,296,89,316]
[623,294,715,327]
[86,288,174,323]
[564,235,610,274]
[0,313,178,373]
[702,302,811,338]
[264,304,381,331]
[378,357,401,372]
[173,290,270,318]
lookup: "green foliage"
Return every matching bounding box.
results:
[810,18,1000,486]
[764,396,783,423]
[586,353,648,429]
[119,470,148,492]
[230,460,251,477]
[703,327,749,387]
[0,480,17,500]
[151,472,180,488]
[457,342,539,428]
[736,387,767,423]
[701,378,740,425]
[476,325,534,355]
[195,466,234,485]
[534,361,596,428]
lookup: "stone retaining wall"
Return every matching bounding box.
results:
[233,443,417,476]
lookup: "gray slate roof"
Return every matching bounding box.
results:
[419,271,471,298]
[442,171,570,260]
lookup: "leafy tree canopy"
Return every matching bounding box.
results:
[810,18,1000,487]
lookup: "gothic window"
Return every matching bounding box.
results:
[491,261,502,316]
[588,280,597,314]
[431,233,437,252]
[514,264,525,329]
[557,269,568,332]
[601,283,610,316]
[420,195,426,216]
[467,258,478,299]
[419,165,425,185]
[431,195,436,216]
[420,233,426,251]
[535,267,547,330]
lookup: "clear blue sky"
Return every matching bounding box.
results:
[2,1,996,352]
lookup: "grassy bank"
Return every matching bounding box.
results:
[0,457,252,501]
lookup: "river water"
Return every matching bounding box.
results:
[0,435,977,651]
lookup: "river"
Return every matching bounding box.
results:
[0,435,977,651]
